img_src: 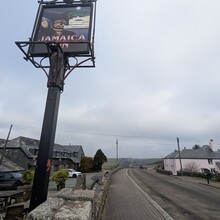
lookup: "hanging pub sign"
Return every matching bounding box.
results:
[29,2,94,56]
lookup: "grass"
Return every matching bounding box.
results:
[102,159,118,171]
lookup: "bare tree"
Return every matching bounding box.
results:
[184,162,199,173]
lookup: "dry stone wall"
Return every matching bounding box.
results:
[26,171,112,220]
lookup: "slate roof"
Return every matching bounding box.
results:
[0,136,35,158]
[62,145,84,162]
[0,136,83,163]
[0,153,24,171]
[164,150,179,159]
[62,145,83,153]
[164,145,220,159]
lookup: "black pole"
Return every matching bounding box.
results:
[29,48,64,212]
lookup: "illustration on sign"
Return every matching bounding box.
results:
[30,3,93,56]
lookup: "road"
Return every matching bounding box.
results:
[129,168,220,220]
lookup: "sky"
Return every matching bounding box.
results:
[1,0,220,159]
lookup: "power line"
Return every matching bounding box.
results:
[8,123,203,144]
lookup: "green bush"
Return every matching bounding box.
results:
[51,169,69,185]
[22,169,35,185]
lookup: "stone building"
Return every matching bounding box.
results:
[0,136,84,171]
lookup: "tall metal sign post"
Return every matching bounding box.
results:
[16,0,97,211]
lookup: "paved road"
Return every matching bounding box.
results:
[102,168,172,220]
[130,168,220,220]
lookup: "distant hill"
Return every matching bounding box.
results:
[102,158,162,170]
[119,158,161,166]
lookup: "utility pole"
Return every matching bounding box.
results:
[0,124,13,167]
[177,137,183,176]
[116,139,118,162]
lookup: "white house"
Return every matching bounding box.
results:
[164,139,220,175]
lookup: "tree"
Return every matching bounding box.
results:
[192,144,201,149]
[79,156,94,173]
[93,149,107,171]
[184,162,199,174]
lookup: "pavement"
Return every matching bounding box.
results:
[102,168,173,220]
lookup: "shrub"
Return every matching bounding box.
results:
[93,149,107,171]
[79,156,94,173]
[177,170,207,178]
[22,169,35,185]
[51,169,69,186]
[156,169,172,175]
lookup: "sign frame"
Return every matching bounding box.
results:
[29,2,94,57]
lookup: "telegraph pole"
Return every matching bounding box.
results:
[177,137,183,176]
[116,139,118,161]
[0,124,13,167]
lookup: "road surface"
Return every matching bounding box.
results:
[130,168,220,220]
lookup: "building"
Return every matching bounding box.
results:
[164,139,220,175]
[0,136,84,171]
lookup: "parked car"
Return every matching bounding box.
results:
[63,169,81,178]
[0,171,23,190]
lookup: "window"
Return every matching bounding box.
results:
[208,159,213,164]
[5,173,12,179]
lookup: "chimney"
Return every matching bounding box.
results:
[209,139,217,152]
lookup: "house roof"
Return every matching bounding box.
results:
[62,145,83,153]
[0,153,24,171]
[164,145,220,159]
[164,150,179,159]
[62,145,84,161]
[0,136,35,158]
[70,157,80,163]
[0,136,84,160]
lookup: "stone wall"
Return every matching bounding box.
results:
[91,172,111,220]
[26,171,112,220]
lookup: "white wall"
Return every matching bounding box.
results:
[164,158,220,175]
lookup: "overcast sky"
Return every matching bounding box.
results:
[1,1,220,158]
